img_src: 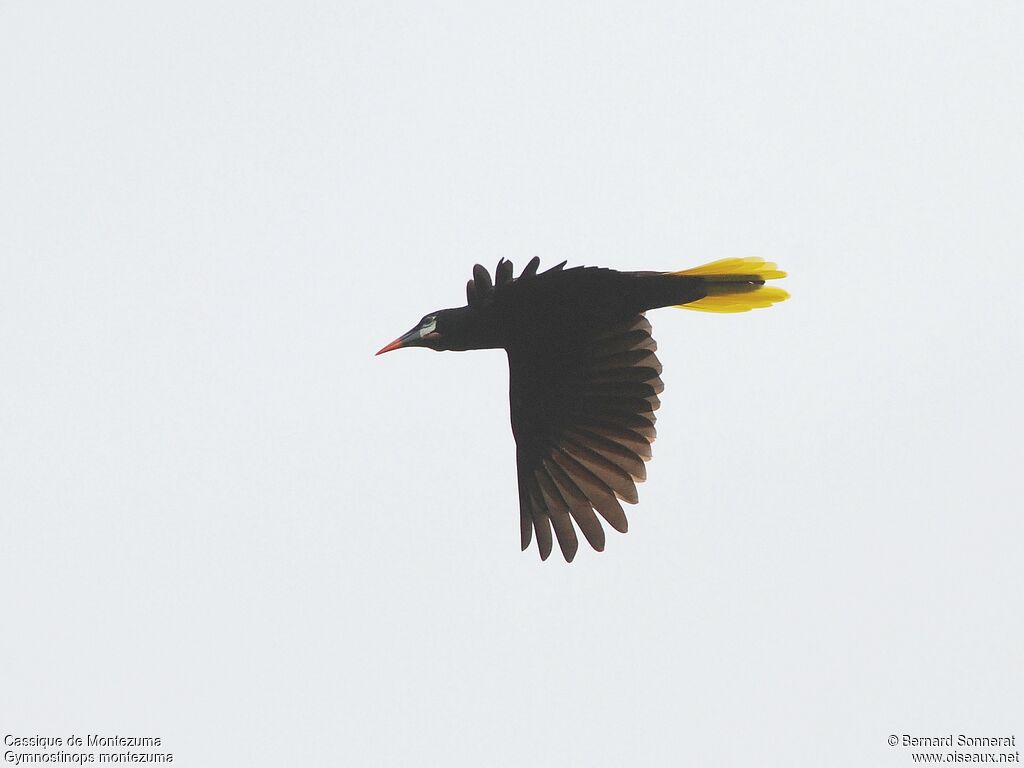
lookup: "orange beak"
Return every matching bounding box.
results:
[375,325,427,356]
[375,336,409,355]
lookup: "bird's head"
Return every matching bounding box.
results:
[375,259,524,355]
[375,307,476,354]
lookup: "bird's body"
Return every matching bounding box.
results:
[377,257,788,561]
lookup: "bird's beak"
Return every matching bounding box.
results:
[376,326,437,355]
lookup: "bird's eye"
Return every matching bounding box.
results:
[419,315,438,337]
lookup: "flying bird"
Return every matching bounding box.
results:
[377,257,788,561]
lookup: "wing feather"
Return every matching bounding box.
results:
[533,466,579,562]
[558,435,640,503]
[510,313,663,560]
[519,463,552,560]
[551,446,628,533]
[563,427,648,481]
[544,457,606,552]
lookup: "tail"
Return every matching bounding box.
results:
[670,257,789,313]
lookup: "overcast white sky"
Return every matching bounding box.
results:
[2,1,1022,766]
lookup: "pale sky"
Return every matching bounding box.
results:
[2,2,1022,766]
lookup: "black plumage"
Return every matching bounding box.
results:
[377,257,788,561]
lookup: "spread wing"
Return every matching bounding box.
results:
[507,314,663,561]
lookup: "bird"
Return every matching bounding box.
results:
[376,257,788,561]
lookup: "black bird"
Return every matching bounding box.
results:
[377,257,788,561]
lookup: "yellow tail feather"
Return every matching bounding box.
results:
[671,257,789,313]
[672,257,787,280]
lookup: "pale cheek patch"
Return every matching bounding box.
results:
[418,318,437,337]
